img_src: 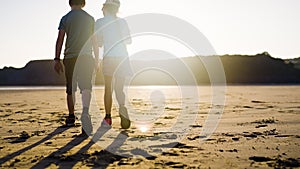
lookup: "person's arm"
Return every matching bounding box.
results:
[92,34,101,72]
[92,20,101,71]
[122,20,132,45]
[55,29,65,59]
[97,33,103,47]
[94,20,103,48]
[54,29,65,74]
[92,35,99,60]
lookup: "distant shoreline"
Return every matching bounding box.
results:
[1,84,300,91]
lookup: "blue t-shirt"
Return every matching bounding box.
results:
[59,9,95,58]
[95,15,131,57]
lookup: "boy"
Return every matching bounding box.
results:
[54,0,99,135]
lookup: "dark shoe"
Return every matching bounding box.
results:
[119,106,131,129]
[65,114,75,127]
[81,113,93,136]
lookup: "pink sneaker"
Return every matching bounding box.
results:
[103,117,112,126]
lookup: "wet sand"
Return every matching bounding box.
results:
[0,86,299,168]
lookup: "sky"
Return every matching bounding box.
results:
[0,0,299,68]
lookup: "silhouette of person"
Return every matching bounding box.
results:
[95,0,132,129]
[54,0,99,135]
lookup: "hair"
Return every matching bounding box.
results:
[69,0,85,6]
[104,4,119,15]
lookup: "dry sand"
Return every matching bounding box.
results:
[0,86,299,169]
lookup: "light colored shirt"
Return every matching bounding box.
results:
[95,15,131,57]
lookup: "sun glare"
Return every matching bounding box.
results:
[139,126,148,133]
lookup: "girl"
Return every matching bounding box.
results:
[95,0,132,129]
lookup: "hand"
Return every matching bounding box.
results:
[54,60,64,74]
[94,59,101,73]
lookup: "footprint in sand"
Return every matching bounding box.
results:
[249,156,272,162]
[18,104,27,107]
[162,151,179,156]
[0,114,11,118]
[189,124,202,128]
[251,100,266,103]
[255,124,268,128]
[165,107,181,111]
[232,137,240,141]
[5,109,12,113]
[163,116,175,119]
[162,161,187,168]
[243,106,253,108]
[9,131,30,143]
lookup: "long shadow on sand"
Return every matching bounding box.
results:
[59,127,157,168]
[31,123,128,169]
[60,130,129,169]
[0,126,70,165]
[30,132,90,169]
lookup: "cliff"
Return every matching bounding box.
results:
[0,52,299,86]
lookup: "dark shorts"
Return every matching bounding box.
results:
[63,56,95,95]
[102,57,133,77]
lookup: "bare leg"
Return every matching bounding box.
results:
[81,89,92,135]
[82,89,91,111]
[114,77,130,129]
[67,93,75,115]
[114,77,126,107]
[104,76,113,115]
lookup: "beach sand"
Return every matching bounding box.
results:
[0,86,299,168]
